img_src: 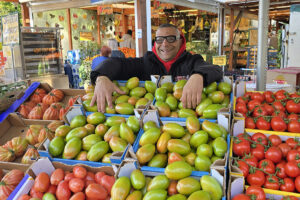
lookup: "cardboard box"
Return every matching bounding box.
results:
[0,113,51,165]
[267,67,300,92]
[12,158,115,200]
[29,74,70,89]
[229,114,300,200]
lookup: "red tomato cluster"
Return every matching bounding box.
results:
[232,186,298,200]
[18,166,115,200]
[233,132,300,195]
[235,90,300,133]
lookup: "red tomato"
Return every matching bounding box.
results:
[271,110,287,118]
[85,183,108,199]
[232,194,251,200]
[247,100,261,111]
[95,172,106,184]
[265,146,282,163]
[100,175,115,194]
[243,154,258,168]
[281,196,298,200]
[258,159,275,174]
[31,190,43,199]
[245,117,256,129]
[295,176,300,192]
[268,135,282,146]
[65,173,75,181]
[17,194,31,200]
[236,160,249,178]
[244,92,253,99]
[286,138,298,149]
[252,106,268,118]
[73,166,87,179]
[276,161,287,179]
[85,172,95,181]
[233,137,251,157]
[273,101,286,112]
[69,178,85,193]
[237,96,249,105]
[247,170,265,187]
[280,178,295,192]
[251,144,265,161]
[263,91,275,103]
[286,100,300,114]
[275,90,289,101]
[262,103,274,115]
[70,192,85,200]
[288,114,299,121]
[290,92,300,98]
[251,132,268,146]
[236,103,248,114]
[251,93,265,103]
[287,150,300,163]
[288,120,300,133]
[285,161,300,178]
[271,116,287,132]
[33,172,50,193]
[256,117,271,130]
[56,180,71,200]
[85,180,96,188]
[264,175,279,190]
[278,143,292,158]
[51,168,64,185]
[168,180,178,195]
[46,185,57,195]
[245,185,266,200]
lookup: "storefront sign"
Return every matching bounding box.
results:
[80,32,93,41]
[213,55,227,66]
[1,13,20,46]
[97,5,113,15]
[0,51,5,75]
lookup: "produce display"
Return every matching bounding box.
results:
[48,113,140,162]
[154,81,232,119]
[232,132,300,194]
[134,118,228,171]
[82,77,155,115]
[111,168,223,200]
[235,90,300,133]
[18,165,115,200]
[0,121,63,163]
[17,87,80,120]
[0,169,25,199]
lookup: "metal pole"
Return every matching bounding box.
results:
[217,5,223,55]
[256,0,269,91]
[146,0,152,51]
[11,45,17,82]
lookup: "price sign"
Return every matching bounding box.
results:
[1,13,20,46]
[213,55,227,66]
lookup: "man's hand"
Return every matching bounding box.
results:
[180,74,204,109]
[90,76,125,113]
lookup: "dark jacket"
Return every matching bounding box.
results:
[91,51,223,86]
[111,50,125,58]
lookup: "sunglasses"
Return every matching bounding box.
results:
[155,35,180,44]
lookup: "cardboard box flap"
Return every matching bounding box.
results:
[211,168,225,192]
[64,105,86,125]
[217,108,231,132]
[29,158,55,176]
[230,175,244,199]
[117,161,138,178]
[158,75,172,87]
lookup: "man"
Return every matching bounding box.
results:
[91,24,222,113]
[120,30,136,49]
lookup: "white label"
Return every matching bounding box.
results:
[137,29,142,39]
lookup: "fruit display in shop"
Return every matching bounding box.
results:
[152,81,232,119]
[48,114,140,162]
[20,165,115,200]
[236,90,300,133]
[17,87,81,120]
[83,77,155,114]
[0,169,24,199]
[232,132,300,194]
[135,118,228,171]
[111,168,223,200]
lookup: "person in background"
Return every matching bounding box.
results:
[91,46,111,70]
[107,39,125,58]
[120,30,135,49]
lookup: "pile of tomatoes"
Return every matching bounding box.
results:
[232,185,297,200]
[18,166,115,200]
[235,90,300,133]
[233,132,300,195]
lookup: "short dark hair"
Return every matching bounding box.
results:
[100,46,111,57]
[157,24,180,37]
[127,30,133,36]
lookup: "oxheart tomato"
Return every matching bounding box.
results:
[251,132,268,146]
[247,170,265,187]
[295,176,300,192]
[236,160,249,177]
[245,185,266,200]
[247,100,261,111]
[271,116,287,132]
[232,194,251,200]
[276,161,287,179]
[264,175,279,190]
[280,177,295,192]
[268,135,282,146]
[265,146,282,163]
[286,99,300,114]
[233,137,251,157]
[287,150,300,163]
[251,144,265,161]
[258,159,275,174]
[255,117,271,130]
[263,91,275,103]
[246,117,256,129]
[251,93,265,103]
[288,120,300,133]
[285,161,300,178]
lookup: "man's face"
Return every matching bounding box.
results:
[155,27,182,62]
